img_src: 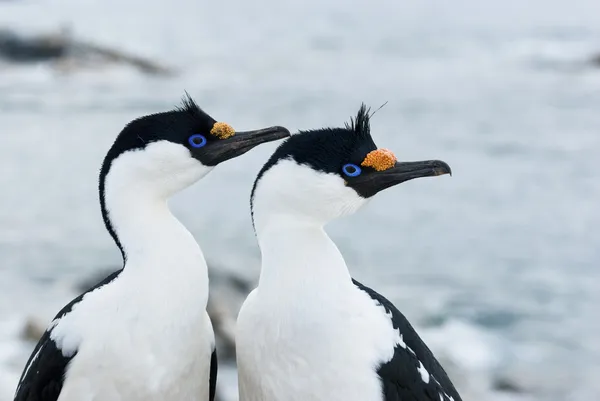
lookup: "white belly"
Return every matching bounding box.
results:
[236,286,399,401]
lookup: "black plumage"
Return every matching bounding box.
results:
[209,350,218,401]
[353,279,462,401]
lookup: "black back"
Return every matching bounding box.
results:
[14,270,122,401]
[353,279,463,401]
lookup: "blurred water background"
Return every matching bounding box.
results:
[1,0,600,400]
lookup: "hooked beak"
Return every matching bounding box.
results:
[202,126,291,166]
[350,160,451,198]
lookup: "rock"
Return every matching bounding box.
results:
[207,266,255,362]
[74,41,176,76]
[0,29,66,62]
[491,365,534,397]
[492,377,524,393]
[20,317,46,343]
[0,27,176,76]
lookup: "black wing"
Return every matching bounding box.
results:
[14,270,122,401]
[353,279,463,401]
[209,348,218,401]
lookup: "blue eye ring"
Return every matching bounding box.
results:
[342,163,362,177]
[188,134,207,148]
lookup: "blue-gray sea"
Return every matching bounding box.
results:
[1,0,599,400]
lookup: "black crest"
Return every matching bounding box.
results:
[344,103,372,140]
[176,92,216,126]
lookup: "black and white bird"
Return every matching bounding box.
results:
[236,104,461,401]
[14,96,290,401]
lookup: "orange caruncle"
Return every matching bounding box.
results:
[360,148,397,171]
[210,122,236,139]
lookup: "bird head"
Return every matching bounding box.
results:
[251,104,450,231]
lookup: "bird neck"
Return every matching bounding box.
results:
[256,217,352,290]
[99,171,208,292]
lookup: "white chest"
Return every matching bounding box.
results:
[236,285,400,401]
[52,273,214,401]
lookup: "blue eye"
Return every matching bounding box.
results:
[342,163,362,177]
[188,134,207,148]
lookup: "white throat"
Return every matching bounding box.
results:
[251,159,368,290]
[255,218,353,292]
[101,143,211,298]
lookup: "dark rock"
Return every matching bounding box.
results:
[207,266,254,362]
[0,27,176,76]
[20,317,46,343]
[492,376,526,394]
[0,30,66,62]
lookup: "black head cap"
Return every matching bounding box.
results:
[102,94,289,168]
[252,104,376,192]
